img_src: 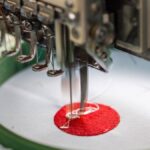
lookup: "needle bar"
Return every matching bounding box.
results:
[80,62,88,111]
[68,65,73,116]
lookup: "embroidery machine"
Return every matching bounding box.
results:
[0,0,150,150]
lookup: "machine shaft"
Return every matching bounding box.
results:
[80,62,88,111]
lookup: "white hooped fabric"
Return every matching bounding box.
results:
[0,49,150,150]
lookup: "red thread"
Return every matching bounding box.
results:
[54,103,120,136]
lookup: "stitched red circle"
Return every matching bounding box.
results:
[54,103,120,136]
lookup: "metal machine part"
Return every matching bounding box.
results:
[0,0,114,69]
[113,0,150,60]
[32,25,52,71]
[1,13,21,57]
[0,0,150,115]
[21,0,37,19]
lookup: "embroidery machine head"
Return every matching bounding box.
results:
[0,0,149,114]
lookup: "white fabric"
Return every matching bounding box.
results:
[0,49,150,150]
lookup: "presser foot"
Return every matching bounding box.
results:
[47,69,63,77]
[66,103,100,120]
[17,55,34,63]
[1,49,19,57]
[1,51,14,57]
[32,64,48,71]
